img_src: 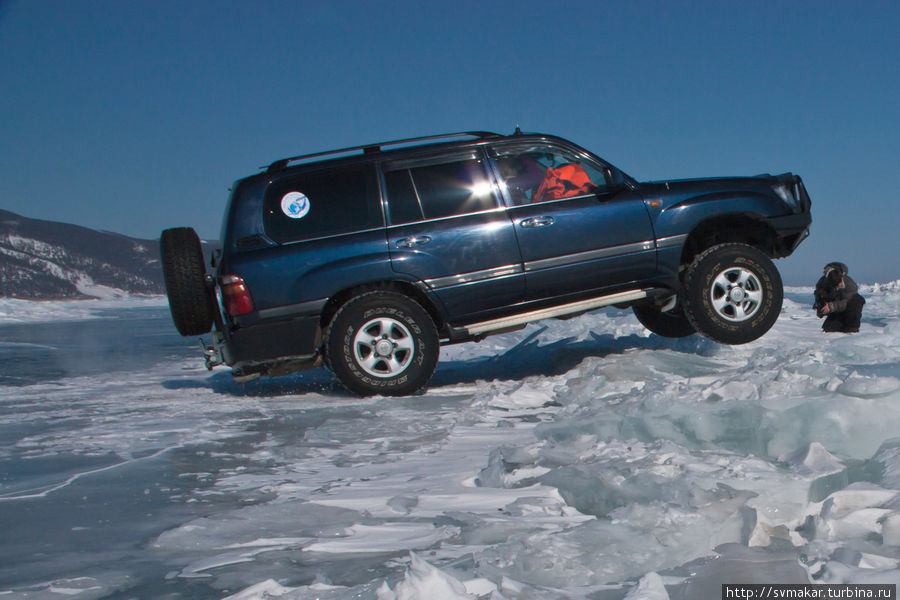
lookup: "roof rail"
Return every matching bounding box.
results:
[265,131,502,172]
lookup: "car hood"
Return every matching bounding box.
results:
[639,174,783,195]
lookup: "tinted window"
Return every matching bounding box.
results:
[492,145,609,205]
[263,164,382,243]
[385,157,498,224]
[383,169,423,224]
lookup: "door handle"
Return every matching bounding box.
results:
[395,235,432,248]
[519,216,555,228]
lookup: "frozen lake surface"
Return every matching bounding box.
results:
[1,285,900,599]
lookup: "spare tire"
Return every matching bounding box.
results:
[160,227,215,336]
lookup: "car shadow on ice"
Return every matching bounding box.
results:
[429,327,720,387]
[161,367,346,398]
[161,328,719,397]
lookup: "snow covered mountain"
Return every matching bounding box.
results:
[0,209,168,299]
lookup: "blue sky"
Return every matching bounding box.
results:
[1,0,898,285]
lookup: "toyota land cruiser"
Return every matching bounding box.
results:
[161,130,812,395]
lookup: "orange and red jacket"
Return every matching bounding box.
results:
[535,163,593,202]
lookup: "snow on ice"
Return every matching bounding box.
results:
[1,282,900,598]
[0,294,167,323]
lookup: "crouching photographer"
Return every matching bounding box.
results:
[814,262,865,333]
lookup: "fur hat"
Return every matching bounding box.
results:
[823,262,848,277]
[824,262,848,286]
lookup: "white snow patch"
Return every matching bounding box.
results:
[304,523,459,554]
[623,572,670,600]
[0,295,166,323]
[377,553,474,600]
[222,579,297,599]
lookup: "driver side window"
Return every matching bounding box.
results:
[492,145,609,205]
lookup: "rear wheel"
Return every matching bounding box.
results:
[325,292,439,396]
[682,243,782,344]
[160,227,215,336]
[633,303,696,338]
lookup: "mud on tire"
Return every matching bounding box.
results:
[682,243,783,345]
[160,227,215,337]
[325,292,439,397]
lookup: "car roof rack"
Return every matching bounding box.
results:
[265,131,503,172]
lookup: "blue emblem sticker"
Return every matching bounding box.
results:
[281,192,310,219]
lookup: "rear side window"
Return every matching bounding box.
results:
[384,155,498,225]
[263,164,382,243]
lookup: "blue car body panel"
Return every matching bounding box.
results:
[225,230,391,312]
[199,131,812,373]
[509,189,657,301]
[387,209,525,323]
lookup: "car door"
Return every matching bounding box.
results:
[382,149,526,323]
[245,162,390,310]
[490,143,656,302]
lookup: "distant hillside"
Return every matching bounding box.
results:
[0,209,172,299]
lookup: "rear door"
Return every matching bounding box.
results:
[490,143,656,301]
[243,162,390,310]
[382,150,525,323]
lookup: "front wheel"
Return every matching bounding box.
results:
[682,243,783,345]
[325,292,439,396]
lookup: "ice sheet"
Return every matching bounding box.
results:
[2,281,900,598]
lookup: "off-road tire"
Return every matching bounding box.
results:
[160,227,215,337]
[633,303,696,338]
[325,292,439,396]
[682,243,782,345]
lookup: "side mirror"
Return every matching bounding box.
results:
[595,182,628,198]
[602,167,632,196]
[604,166,614,184]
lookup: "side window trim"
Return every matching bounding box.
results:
[406,169,426,222]
[384,205,510,230]
[384,150,481,171]
[485,153,517,209]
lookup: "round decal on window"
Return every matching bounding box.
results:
[281,192,310,219]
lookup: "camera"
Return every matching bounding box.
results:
[814,279,837,318]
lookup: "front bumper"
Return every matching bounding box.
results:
[766,211,811,257]
[768,173,812,257]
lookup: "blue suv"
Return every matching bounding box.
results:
[161,130,811,396]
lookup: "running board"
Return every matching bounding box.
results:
[462,289,648,337]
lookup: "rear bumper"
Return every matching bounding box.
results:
[220,314,320,366]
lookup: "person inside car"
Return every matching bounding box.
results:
[533,161,594,202]
[496,154,546,204]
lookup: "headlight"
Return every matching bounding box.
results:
[773,183,801,212]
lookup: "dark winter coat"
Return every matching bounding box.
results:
[814,262,861,314]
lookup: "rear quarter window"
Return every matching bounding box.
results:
[263,164,382,243]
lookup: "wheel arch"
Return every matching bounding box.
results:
[680,214,779,269]
[320,280,446,337]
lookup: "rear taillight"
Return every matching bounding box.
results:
[220,274,254,316]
